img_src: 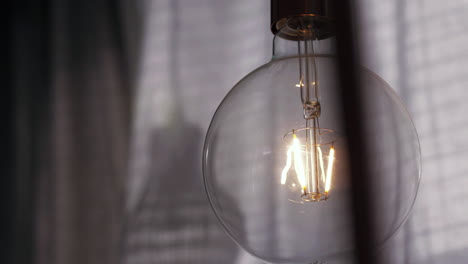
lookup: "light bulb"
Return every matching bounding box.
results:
[203,8,420,264]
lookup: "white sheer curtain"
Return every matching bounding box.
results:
[360,0,468,263]
[125,0,269,263]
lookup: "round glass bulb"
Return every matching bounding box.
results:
[203,17,420,264]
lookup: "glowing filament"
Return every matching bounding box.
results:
[292,135,306,188]
[281,134,306,190]
[282,132,336,198]
[325,147,335,192]
[317,147,326,182]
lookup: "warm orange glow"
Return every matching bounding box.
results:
[281,134,306,189]
[292,135,306,188]
[282,133,336,197]
[325,146,335,192]
[317,147,326,182]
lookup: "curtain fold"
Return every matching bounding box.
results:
[22,1,141,264]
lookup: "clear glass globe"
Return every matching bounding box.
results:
[203,17,421,264]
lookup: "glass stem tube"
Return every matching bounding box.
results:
[297,35,319,108]
[305,119,314,193]
[298,31,322,196]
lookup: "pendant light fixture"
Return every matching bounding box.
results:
[203,0,421,263]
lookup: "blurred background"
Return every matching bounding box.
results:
[6,0,468,263]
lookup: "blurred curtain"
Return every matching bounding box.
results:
[10,0,142,264]
[10,0,269,263]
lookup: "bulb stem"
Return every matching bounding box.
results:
[304,119,321,194]
[313,119,320,193]
[297,34,321,119]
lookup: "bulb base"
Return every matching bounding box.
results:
[271,0,335,40]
